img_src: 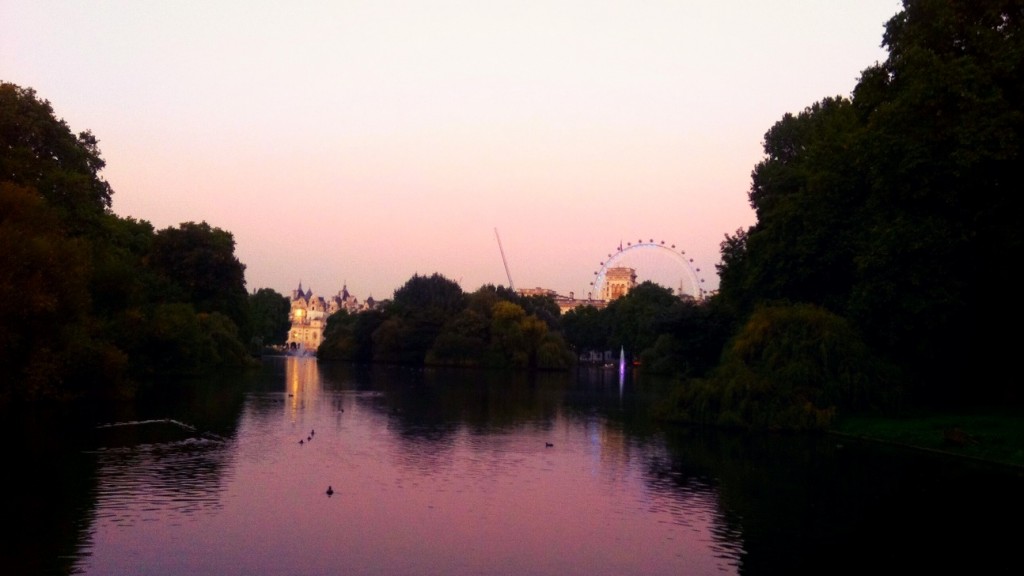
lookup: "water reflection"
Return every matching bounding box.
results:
[285,354,324,414]
[6,356,1021,575]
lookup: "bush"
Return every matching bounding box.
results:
[657,303,895,430]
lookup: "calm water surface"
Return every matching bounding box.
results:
[6,356,1023,575]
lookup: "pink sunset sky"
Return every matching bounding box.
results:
[2,1,902,301]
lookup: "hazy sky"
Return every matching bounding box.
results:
[2,0,903,301]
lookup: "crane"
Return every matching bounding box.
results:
[494,228,515,291]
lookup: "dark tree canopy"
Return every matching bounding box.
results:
[559,281,726,378]
[391,273,466,316]
[1,82,257,403]
[603,281,679,360]
[0,82,113,229]
[0,183,96,399]
[149,221,250,339]
[727,96,867,317]
[715,0,1024,406]
[248,288,291,347]
[319,276,573,370]
[561,304,608,355]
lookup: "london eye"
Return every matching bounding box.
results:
[590,239,707,300]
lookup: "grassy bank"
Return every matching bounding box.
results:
[831,409,1024,470]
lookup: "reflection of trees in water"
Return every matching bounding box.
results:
[90,432,233,522]
[3,409,99,576]
[3,371,250,576]
[85,374,249,524]
[88,376,246,567]
[657,428,1024,574]
[319,366,571,472]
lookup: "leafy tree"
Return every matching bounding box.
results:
[534,331,575,370]
[319,310,357,361]
[466,284,509,318]
[603,282,679,362]
[641,297,730,378]
[92,217,257,380]
[519,314,550,370]
[198,311,252,370]
[714,228,753,321]
[661,304,892,430]
[516,293,561,330]
[489,301,529,368]
[561,285,727,375]
[390,273,466,316]
[372,316,416,364]
[317,275,574,370]
[426,309,489,366]
[482,300,570,370]
[348,309,386,362]
[717,96,867,322]
[379,273,466,364]
[752,97,866,310]
[320,309,386,362]
[1,83,257,401]
[248,288,290,349]
[561,304,608,357]
[0,83,123,401]
[89,215,157,316]
[849,0,1024,401]
[0,183,96,401]
[127,304,250,379]
[0,82,113,231]
[714,0,1024,406]
[149,221,251,340]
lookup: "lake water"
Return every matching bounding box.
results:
[6,356,1022,575]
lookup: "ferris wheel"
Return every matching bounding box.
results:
[590,239,707,300]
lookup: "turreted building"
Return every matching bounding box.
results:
[286,282,371,353]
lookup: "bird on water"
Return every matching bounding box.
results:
[326,486,334,496]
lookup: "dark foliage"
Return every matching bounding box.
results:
[714,0,1024,410]
[0,83,112,231]
[248,288,291,349]
[319,278,573,370]
[0,82,257,404]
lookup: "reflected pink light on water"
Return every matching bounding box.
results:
[80,358,739,575]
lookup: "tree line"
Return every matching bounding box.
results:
[324,0,1024,429]
[0,82,287,404]
[665,0,1024,428]
[318,276,575,370]
[3,0,1020,429]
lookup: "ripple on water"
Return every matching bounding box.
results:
[88,421,231,526]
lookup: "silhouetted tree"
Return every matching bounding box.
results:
[562,304,609,358]
[248,288,290,351]
[149,221,251,340]
[603,282,678,363]
[661,303,891,430]
[377,273,466,364]
[1,83,256,401]
[0,82,113,232]
[714,0,1024,406]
